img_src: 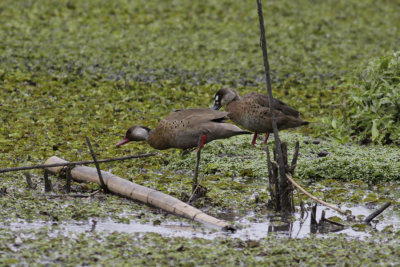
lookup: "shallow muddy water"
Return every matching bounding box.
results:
[3,204,399,240]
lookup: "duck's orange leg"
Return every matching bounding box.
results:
[251,133,258,145]
[200,133,207,148]
[263,133,270,144]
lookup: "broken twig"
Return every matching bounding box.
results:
[188,134,208,203]
[285,173,347,215]
[192,134,204,193]
[311,204,318,226]
[320,210,345,227]
[44,170,52,192]
[25,172,36,189]
[364,202,391,224]
[85,137,109,193]
[63,165,74,193]
[289,141,300,173]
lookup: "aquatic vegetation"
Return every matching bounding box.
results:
[1,227,400,266]
[1,0,400,265]
[322,52,400,144]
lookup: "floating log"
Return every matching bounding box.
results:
[44,156,233,231]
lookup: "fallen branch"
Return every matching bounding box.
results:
[44,156,234,231]
[286,173,347,215]
[364,202,391,224]
[0,153,156,174]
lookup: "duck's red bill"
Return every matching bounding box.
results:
[116,138,130,147]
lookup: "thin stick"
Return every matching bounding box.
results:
[85,137,108,193]
[265,145,277,209]
[44,170,52,192]
[64,166,72,193]
[322,217,345,227]
[265,146,273,181]
[0,187,7,195]
[320,209,325,222]
[41,192,99,198]
[256,0,286,186]
[290,141,300,173]
[0,153,156,174]
[320,209,345,228]
[286,173,347,215]
[192,134,204,193]
[25,172,35,189]
[90,219,97,232]
[311,204,318,226]
[364,202,391,224]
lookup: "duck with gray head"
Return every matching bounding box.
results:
[212,88,309,145]
[116,108,250,149]
[117,108,251,195]
[116,108,251,193]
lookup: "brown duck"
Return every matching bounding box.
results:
[212,88,309,145]
[116,108,251,149]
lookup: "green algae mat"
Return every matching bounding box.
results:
[1,0,400,265]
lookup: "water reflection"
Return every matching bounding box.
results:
[2,205,399,240]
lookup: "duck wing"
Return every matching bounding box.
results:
[154,108,248,149]
[165,108,229,124]
[243,92,300,117]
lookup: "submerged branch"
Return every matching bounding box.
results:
[364,202,391,224]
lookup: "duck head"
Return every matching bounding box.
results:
[212,88,240,110]
[116,126,151,147]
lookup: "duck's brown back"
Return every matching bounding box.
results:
[147,108,248,150]
[226,93,307,133]
[244,92,300,117]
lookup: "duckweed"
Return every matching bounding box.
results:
[1,0,400,265]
